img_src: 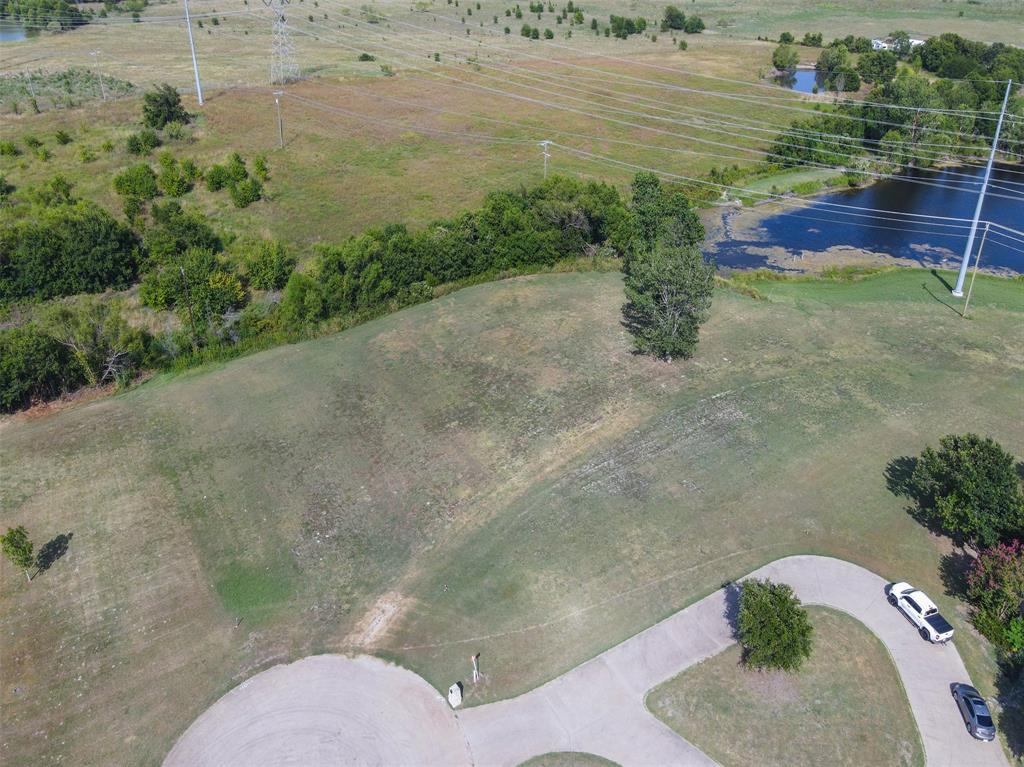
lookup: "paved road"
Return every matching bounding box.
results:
[165,556,1008,767]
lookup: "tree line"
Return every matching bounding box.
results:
[1,159,717,412]
[768,32,1024,169]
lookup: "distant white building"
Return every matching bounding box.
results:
[872,36,926,51]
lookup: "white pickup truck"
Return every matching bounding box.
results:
[888,582,955,643]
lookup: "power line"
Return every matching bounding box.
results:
[282,14,1024,199]
[310,0,1023,122]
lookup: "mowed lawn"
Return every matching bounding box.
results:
[0,269,1022,765]
[648,607,924,767]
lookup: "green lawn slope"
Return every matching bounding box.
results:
[1,268,1021,765]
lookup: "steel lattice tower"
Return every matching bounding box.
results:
[264,0,299,85]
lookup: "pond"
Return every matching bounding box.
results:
[0,19,28,42]
[776,69,825,94]
[708,163,1024,274]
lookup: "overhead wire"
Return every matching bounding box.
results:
[282,12,1024,199]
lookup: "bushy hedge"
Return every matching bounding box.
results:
[0,325,83,412]
[0,202,140,303]
[278,176,631,326]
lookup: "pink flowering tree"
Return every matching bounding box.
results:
[968,539,1024,652]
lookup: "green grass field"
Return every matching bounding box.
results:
[1,268,1021,765]
[648,607,924,767]
[3,0,1021,251]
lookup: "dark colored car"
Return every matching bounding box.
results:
[952,683,996,741]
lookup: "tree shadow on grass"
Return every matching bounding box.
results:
[938,549,975,601]
[885,455,954,540]
[884,455,917,498]
[35,532,73,574]
[996,661,1024,759]
[722,581,742,641]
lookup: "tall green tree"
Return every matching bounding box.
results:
[141,84,190,130]
[772,44,800,72]
[910,433,1024,547]
[738,579,813,671]
[630,171,668,254]
[621,243,714,361]
[1,526,35,582]
[662,5,685,30]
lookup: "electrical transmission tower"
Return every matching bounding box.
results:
[264,0,299,85]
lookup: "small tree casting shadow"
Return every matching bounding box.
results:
[35,532,73,574]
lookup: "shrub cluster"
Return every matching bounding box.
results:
[277,176,630,327]
[0,201,140,302]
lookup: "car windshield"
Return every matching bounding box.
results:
[978,714,994,728]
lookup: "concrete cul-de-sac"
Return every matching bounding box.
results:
[165,555,1009,767]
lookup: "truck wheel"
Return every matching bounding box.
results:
[920,627,930,641]
[887,594,897,606]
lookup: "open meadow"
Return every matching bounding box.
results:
[3,0,1024,763]
[1,268,1022,765]
[3,0,1023,249]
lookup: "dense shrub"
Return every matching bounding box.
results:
[682,15,703,33]
[252,154,269,181]
[662,5,685,30]
[113,163,159,200]
[41,299,155,386]
[0,325,83,412]
[738,579,814,671]
[157,153,193,197]
[609,14,646,38]
[0,140,19,156]
[126,128,161,155]
[0,202,140,302]
[142,83,190,130]
[856,50,898,84]
[29,175,75,207]
[142,202,222,263]
[241,239,295,290]
[279,175,630,324]
[229,177,262,208]
[204,163,232,192]
[0,0,90,31]
[140,247,244,328]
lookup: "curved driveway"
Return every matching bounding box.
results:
[165,555,1008,767]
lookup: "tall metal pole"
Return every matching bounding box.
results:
[90,51,106,100]
[540,139,551,179]
[274,91,284,148]
[962,222,989,319]
[952,79,1011,296]
[183,0,204,106]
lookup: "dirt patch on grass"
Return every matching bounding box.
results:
[346,591,410,648]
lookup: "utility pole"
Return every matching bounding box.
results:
[274,91,284,148]
[264,0,299,85]
[90,51,106,100]
[183,0,204,105]
[540,139,551,179]
[962,221,989,319]
[952,79,1012,297]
